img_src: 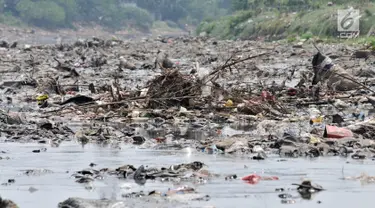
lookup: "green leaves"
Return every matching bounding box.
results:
[99,3,153,30]
[16,0,66,27]
[231,0,249,11]
[0,0,4,12]
[1,0,229,30]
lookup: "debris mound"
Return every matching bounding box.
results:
[147,69,200,108]
[0,110,22,125]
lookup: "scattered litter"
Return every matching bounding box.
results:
[324,125,353,139]
[242,174,279,184]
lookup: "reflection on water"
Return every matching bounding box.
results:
[1,141,375,208]
[141,122,255,141]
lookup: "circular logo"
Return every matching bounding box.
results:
[341,11,354,30]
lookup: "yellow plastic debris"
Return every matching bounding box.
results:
[310,116,324,124]
[310,136,321,144]
[224,99,233,107]
[36,94,49,105]
[36,94,49,101]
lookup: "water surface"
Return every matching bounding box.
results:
[1,142,375,208]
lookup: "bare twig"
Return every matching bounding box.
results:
[208,52,270,78]
[312,42,321,53]
[332,72,375,94]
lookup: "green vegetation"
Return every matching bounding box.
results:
[152,21,183,34]
[347,36,375,50]
[0,0,231,31]
[0,0,375,42]
[197,0,375,41]
[0,0,157,30]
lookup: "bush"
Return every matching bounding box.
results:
[165,20,178,28]
[122,5,153,30]
[301,32,313,40]
[0,13,24,26]
[16,0,66,28]
[287,35,297,42]
[354,37,375,51]
[99,4,153,31]
[0,0,4,12]
[238,22,256,39]
[231,0,249,11]
[55,0,79,23]
[365,9,373,17]
[228,10,254,29]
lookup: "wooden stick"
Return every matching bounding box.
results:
[332,71,375,94]
[312,42,321,53]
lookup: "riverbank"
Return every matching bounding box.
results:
[196,3,375,41]
[1,35,375,207]
[0,22,188,45]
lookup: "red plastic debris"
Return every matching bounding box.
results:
[242,174,279,184]
[242,174,261,184]
[66,91,76,95]
[261,91,275,102]
[287,88,297,96]
[154,137,166,143]
[262,176,279,181]
[324,125,353,139]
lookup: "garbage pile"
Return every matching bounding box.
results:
[72,161,208,185]
[146,69,200,108]
[1,36,375,159]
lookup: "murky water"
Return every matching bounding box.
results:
[1,141,375,208]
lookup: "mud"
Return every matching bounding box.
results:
[1,35,375,207]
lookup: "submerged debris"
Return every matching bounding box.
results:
[72,161,209,185]
[58,198,126,208]
[242,174,279,184]
[292,180,324,200]
[343,173,375,184]
[0,196,18,208]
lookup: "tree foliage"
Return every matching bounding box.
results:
[2,0,355,31]
[0,0,4,12]
[0,0,231,30]
[231,0,249,11]
[16,0,66,27]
